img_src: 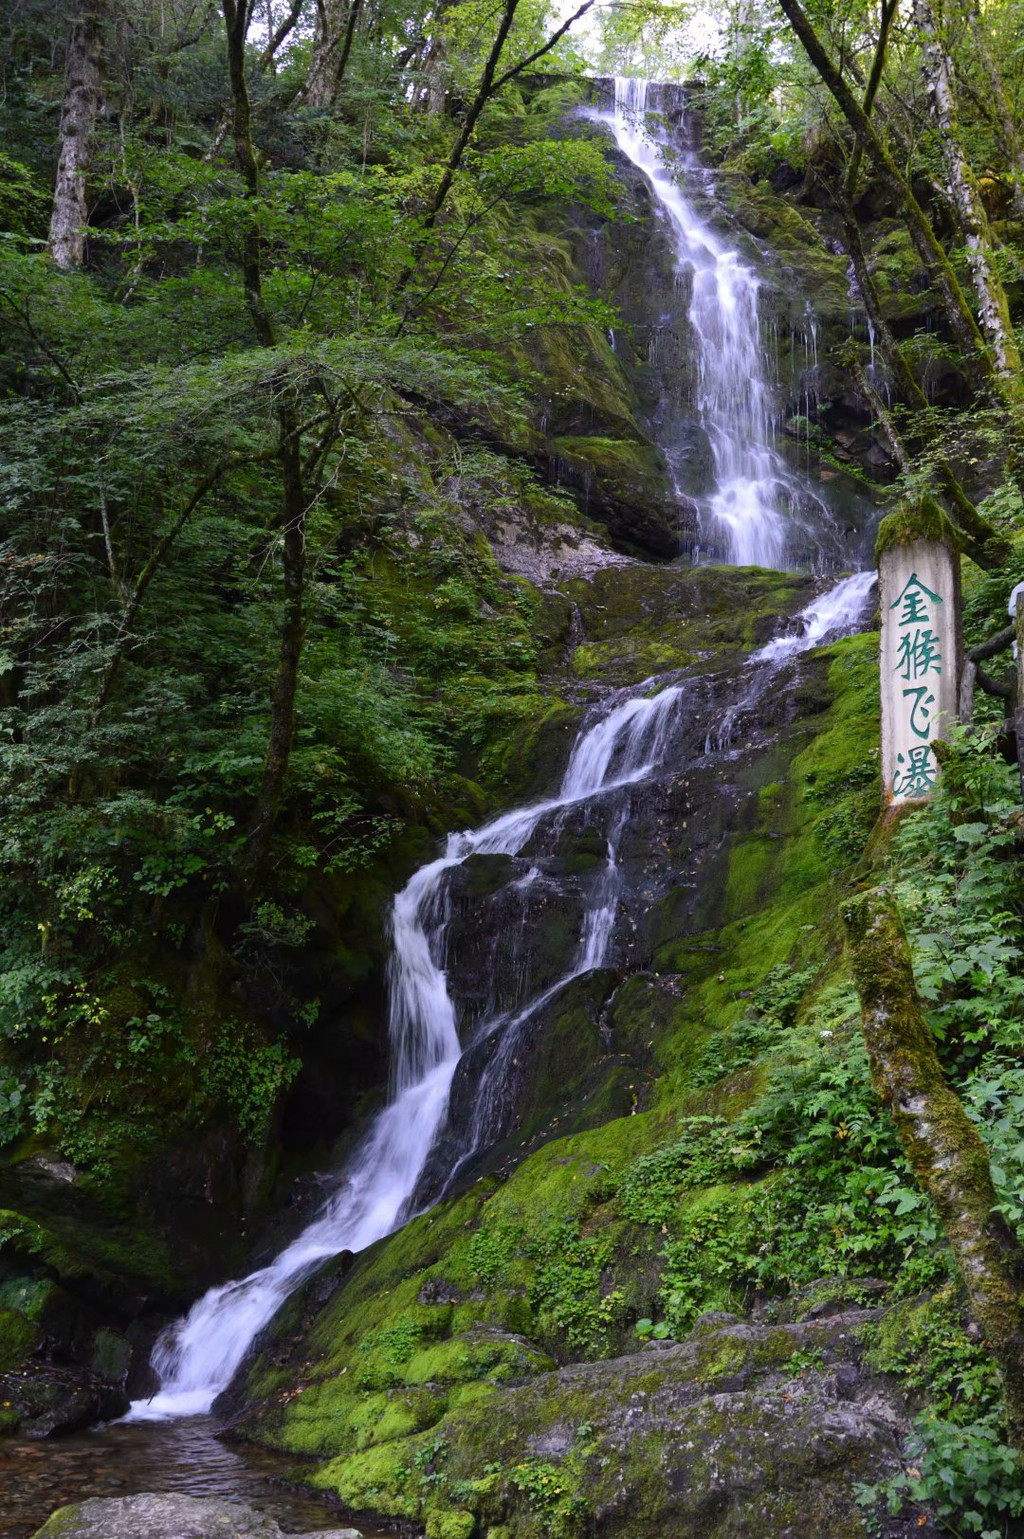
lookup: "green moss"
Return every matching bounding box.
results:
[401,1333,553,1387]
[0,1275,56,1320]
[24,1505,87,1536]
[875,494,961,560]
[426,1513,476,1539]
[863,1294,943,1377]
[313,1437,422,1518]
[693,1330,748,1384]
[0,1305,38,1369]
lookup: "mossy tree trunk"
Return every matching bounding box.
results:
[843,887,1024,1447]
[914,0,1023,386]
[964,0,1024,224]
[827,0,1007,570]
[837,194,1007,567]
[776,0,1024,475]
[299,0,363,108]
[1016,591,1024,804]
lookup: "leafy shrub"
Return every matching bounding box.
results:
[508,1458,588,1536]
[528,1220,624,1357]
[691,964,816,1086]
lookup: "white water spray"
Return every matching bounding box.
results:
[128,682,687,1419]
[604,77,830,568]
[127,80,879,1420]
[751,570,878,666]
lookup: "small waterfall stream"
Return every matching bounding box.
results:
[127,76,878,1424]
[128,572,875,1421]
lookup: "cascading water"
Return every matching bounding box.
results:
[128,571,875,1421]
[127,76,879,1422]
[128,679,683,1419]
[603,77,834,568]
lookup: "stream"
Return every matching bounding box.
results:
[0,1420,390,1538]
[19,74,879,1534]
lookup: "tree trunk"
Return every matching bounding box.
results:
[776,0,999,391]
[48,0,105,268]
[964,0,1024,224]
[94,471,223,713]
[1016,590,1024,803]
[222,0,310,888]
[843,888,1024,1448]
[244,432,306,877]
[302,0,361,107]
[837,191,1009,567]
[915,0,1023,386]
[300,0,349,108]
[394,0,596,295]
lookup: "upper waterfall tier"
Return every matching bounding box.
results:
[602,76,841,570]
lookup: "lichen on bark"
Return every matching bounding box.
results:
[842,885,1024,1447]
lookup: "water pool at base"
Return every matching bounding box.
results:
[0,1417,391,1538]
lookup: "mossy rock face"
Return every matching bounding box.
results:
[0,1151,195,1309]
[0,1359,128,1436]
[545,436,680,559]
[225,566,885,1526]
[294,1311,924,1536]
[564,563,818,687]
[0,1304,38,1369]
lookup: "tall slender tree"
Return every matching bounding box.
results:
[48,0,106,267]
[221,0,312,889]
[914,0,1022,384]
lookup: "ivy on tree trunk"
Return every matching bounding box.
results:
[843,887,1024,1449]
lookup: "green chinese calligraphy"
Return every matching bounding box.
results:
[902,685,936,739]
[896,627,942,681]
[891,573,942,627]
[892,745,938,798]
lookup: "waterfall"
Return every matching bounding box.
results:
[604,77,832,568]
[127,573,874,1422]
[126,76,877,1421]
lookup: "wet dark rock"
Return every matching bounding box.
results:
[0,1361,129,1437]
[417,967,623,1202]
[768,160,803,193]
[30,1493,363,1538]
[690,1310,740,1336]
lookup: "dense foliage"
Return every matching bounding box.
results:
[4,0,1024,1532]
[0,0,619,1170]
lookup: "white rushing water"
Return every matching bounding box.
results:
[129,573,875,1421]
[706,570,877,754]
[604,77,822,568]
[128,683,686,1419]
[750,569,878,666]
[127,72,879,1419]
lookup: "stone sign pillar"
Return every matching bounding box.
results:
[878,504,962,805]
[1014,583,1024,805]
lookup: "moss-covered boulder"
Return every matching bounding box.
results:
[287,1310,925,1536]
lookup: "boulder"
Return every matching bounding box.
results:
[30,1492,362,1539]
[0,1361,128,1436]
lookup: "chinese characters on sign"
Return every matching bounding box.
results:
[879,534,961,806]
[891,574,942,799]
